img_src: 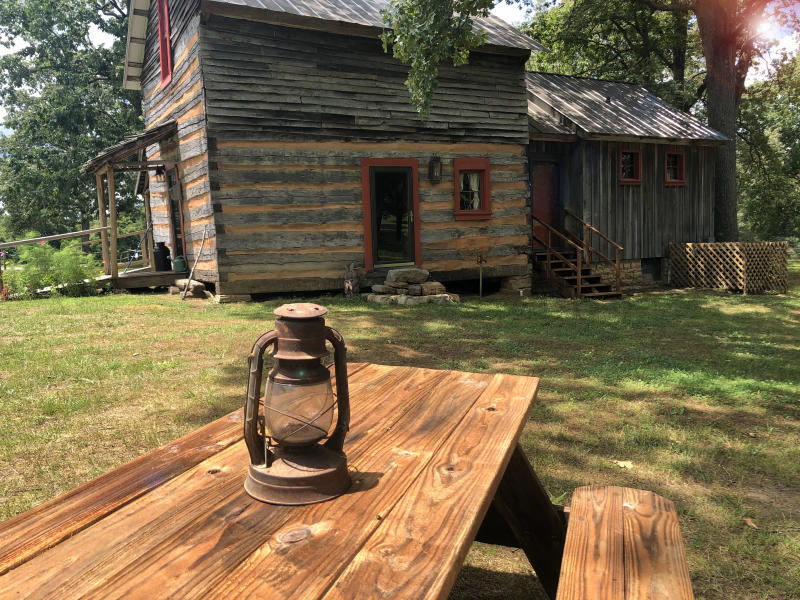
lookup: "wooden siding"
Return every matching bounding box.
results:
[141,1,217,281]
[199,18,530,295]
[577,141,714,260]
[200,17,528,144]
[210,141,529,295]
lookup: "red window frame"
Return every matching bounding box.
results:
[619,149,641,185]
[664,151,686,186]
[157,0,172,88]
[360,158,421,271]
[453,158,492,220]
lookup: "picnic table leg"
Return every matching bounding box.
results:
[474,444,566,600]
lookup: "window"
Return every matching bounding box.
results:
[453,158,491,220]
[664,151,686,185]
[157,0,172,88]
[619,150,641,184]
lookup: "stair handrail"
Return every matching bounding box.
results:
[563,208,623,292]
[532,216,584,295]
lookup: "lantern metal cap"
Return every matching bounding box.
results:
[274,303,328,320]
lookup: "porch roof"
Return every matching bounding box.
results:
[81,121,178,174]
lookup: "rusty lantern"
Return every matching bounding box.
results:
[244,303,351,505]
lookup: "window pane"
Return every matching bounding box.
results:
[666,153,681,181]
[460,172,482,211]
[621,152,637,180]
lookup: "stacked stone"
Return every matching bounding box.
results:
[367,268,459,305]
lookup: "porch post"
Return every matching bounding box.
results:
[107,167,119,280]
[96,172,111,275]
[144,188,155,271]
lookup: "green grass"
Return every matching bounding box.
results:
[1,265,799,599]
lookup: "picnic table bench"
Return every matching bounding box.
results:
[0,362,693,599]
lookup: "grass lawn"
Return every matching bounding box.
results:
[1,265,799,599]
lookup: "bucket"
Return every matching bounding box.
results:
[173,255,188,273]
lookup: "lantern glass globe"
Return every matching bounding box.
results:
[264,379,334,445]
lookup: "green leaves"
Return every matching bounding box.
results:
[0,0,142,239]
[381,0,497,116]
[737,54,800,240]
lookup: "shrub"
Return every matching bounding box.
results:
[1,237,100,300]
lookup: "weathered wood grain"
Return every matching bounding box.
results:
[557,485,694,600]
[621,488,694,600]
[556,485,625,600]
[0,412,242,576]
[0,363,368,579]
[201,369,497,600]
[323,374,539,600]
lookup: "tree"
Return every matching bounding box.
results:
[737,53,800,239]
[0,0,142,239]
[524,0,704,111]
[382,0,800,242]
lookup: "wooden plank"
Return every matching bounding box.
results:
[0,363,368,577]
[74,366,461,600]
[96,174,111,274]
[491,444,567,599]
[0,363,383,597]
[621,488,694,600]
[323,374,539,600]
[198,368,495,600]
[0,412,241,576]
[556,485,624,600]
[107,168,119,279]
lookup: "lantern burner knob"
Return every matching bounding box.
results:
[274,303,328,320]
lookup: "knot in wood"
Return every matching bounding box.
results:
[278,527,311,544]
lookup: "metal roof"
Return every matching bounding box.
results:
[208,0,544,51]
[123,0,543,89]
[526,72,728,143]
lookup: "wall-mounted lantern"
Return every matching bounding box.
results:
[428,155,443,184]
[244,303,351,505]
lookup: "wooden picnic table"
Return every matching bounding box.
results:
[0,363,566,600]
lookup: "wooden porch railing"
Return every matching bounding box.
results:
[564,208,624,292]
[532,217,588,297]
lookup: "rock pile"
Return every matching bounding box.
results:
[367,267,459,305]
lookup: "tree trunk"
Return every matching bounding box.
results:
[670,0,687,85]
[696,0,739,241]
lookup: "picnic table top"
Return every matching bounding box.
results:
[0,362,539,600]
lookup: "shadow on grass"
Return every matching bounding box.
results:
[448,564,548,600]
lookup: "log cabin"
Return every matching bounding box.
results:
[85,0,544,299]
[526,72,728,294]
[83,1,727,299]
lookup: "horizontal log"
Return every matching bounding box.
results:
[423,254,528,272]
[217,231,363,252]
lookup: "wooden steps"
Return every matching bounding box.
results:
[533,249,622,299]
[556,485,694,600]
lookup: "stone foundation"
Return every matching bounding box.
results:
[368,267,459,305]
[592,259,665,291]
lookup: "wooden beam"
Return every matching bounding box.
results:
[96,173,111,275]
[0,227,111,251]
[109,161,167,171]
[144,190,155,271]
[484,444,567,600]
[107,168,119,280]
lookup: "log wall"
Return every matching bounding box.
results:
[200,17,530,295]
[141,1,217,281]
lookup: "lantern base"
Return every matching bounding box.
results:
[245,445,350,506]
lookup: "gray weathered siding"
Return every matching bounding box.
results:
[578,141,714,260]
[199,17,530,295]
